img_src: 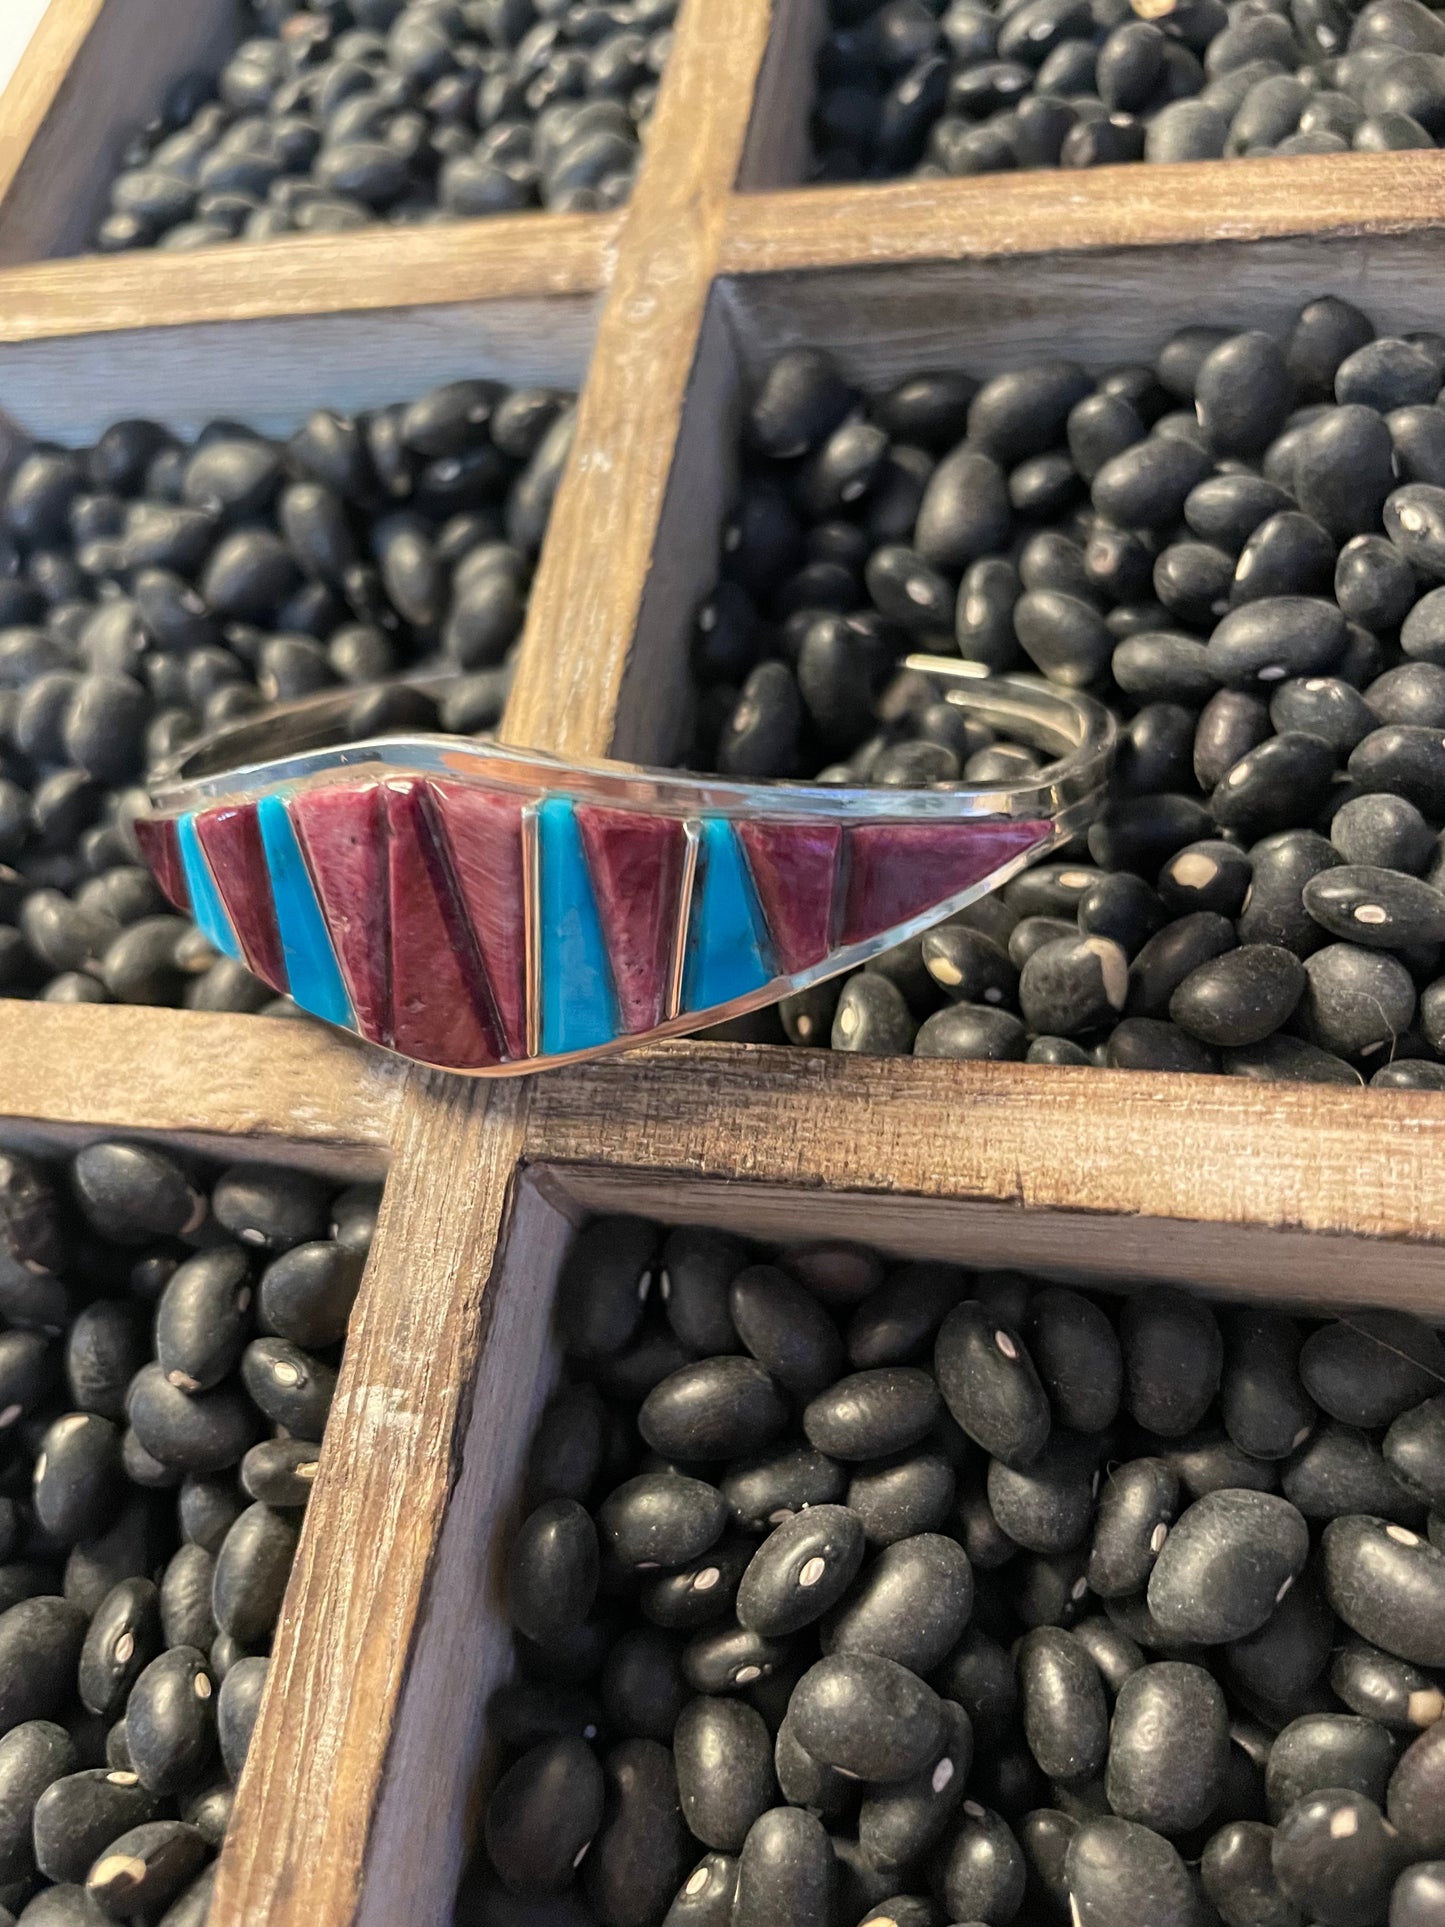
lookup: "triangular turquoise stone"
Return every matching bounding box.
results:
[256,794,354,1030]
[177,813,240,962]
[539,797,618,1056]
[684,817,774,1014]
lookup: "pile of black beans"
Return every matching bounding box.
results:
[0,373,573,1010]
[690,294,1445,1088]
[93,0,675,252]
[0,1142,376,1926]
[460,1218,1445,1927]
[811,0,1445,180]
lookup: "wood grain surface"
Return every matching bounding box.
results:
[0,209,619,347]
[12,0,1445,1921]
[721,151,1445,277]
[540,1169,1445,1315]
[212,1071,532,1927]
[0,1002,398,1170]
[0,0,241,264]
[354,1180,573,1927]
[502,0,785,758]
[529,1042,1445,1250]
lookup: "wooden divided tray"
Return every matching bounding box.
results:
[6,2,1445,1923]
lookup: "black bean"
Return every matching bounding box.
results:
[728,1267,842,1401]
[1088,1458,1180,1598]
[1391,1861,1445,1926]
[1330,1638,1444,1735]
[1017,933,1128,1036]
[1120,1286,1223,1437]
[124,1647,215,1795]
[125,1365,256,1476]
[0,1721,77,1882]
[484,1736,604,1898]
[1015,1625,1107,1782]
[1087,792,1214,875]
[508,1501,599,1646]
[661,1850,737,1926]
[1286,1421,1426,1533]
[789,1652,943,1782]
[178,1478,242,1558]
[735,1508,865,1640]
[1385,1396,1445,1514]
[597,1475,727,1573]
[935,1300,1050,1468]
[600,1627,687,1744]
[1212,731,1337,840]
[1023,1286,1122,1435]
[1147,1488,1309,1644]
[1271,1787,1396,1927]
[85,1818,208,1918]
[732,1807,832,1927]
[846,1452,955,1548]
[914,448,1012,570]
[159,1545,217,1656]
[750,353,854,461]
[1092,435,1215,531]
[0,1597,87,1730]
[1287,404,1396,540]
[938,1801,1027,1923]
[803,1368,938,1462]
[77,1579,161,1726]
[673,1699,775,1853]
[824,1531,972,1674]
[639,1358,787,1463]
[1304,863,1445,948]
[912,1003,1027,1061]
[1168,942,1305,1046]
[71,1146,204,1247]
[239,1337,334,1437]
[32,1769,160,1886]
[1322,1514,1445,1669]
[211,1165,330,1254]
[1272,674,1376,757]
[720,1448,845,1537]
[152,1249,251,1399]
[986,1428,1096,1554]
[585,1739,690,1924]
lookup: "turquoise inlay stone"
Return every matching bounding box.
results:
[256,794,354,1029]
[177,814,240,961]
[685,817,773,1013]
[539,796,617,1055]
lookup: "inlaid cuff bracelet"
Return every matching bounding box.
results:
[133,658,1115,1076]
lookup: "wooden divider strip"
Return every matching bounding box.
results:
[211,5,789,1915]
[0,211,621,344]
[212,1072,531,1927]
[502,0,784,757]
[529,1040,1445,1247]
[719,149,1445,278]
[0,1002,399,1166]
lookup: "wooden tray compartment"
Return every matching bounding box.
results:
[0,1101,388,1925]
[307,1124,1445,1927]
[6,2,1445,1923]
[0,269,604,457]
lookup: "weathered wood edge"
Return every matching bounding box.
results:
[0,1000,399,1169]
[502,0,787,756]
[527,1041,1445,1246]
[211,1073,532,1927]
[719,150,1445,276]
[0,211,622,345]
[8,1004,1445,1250]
